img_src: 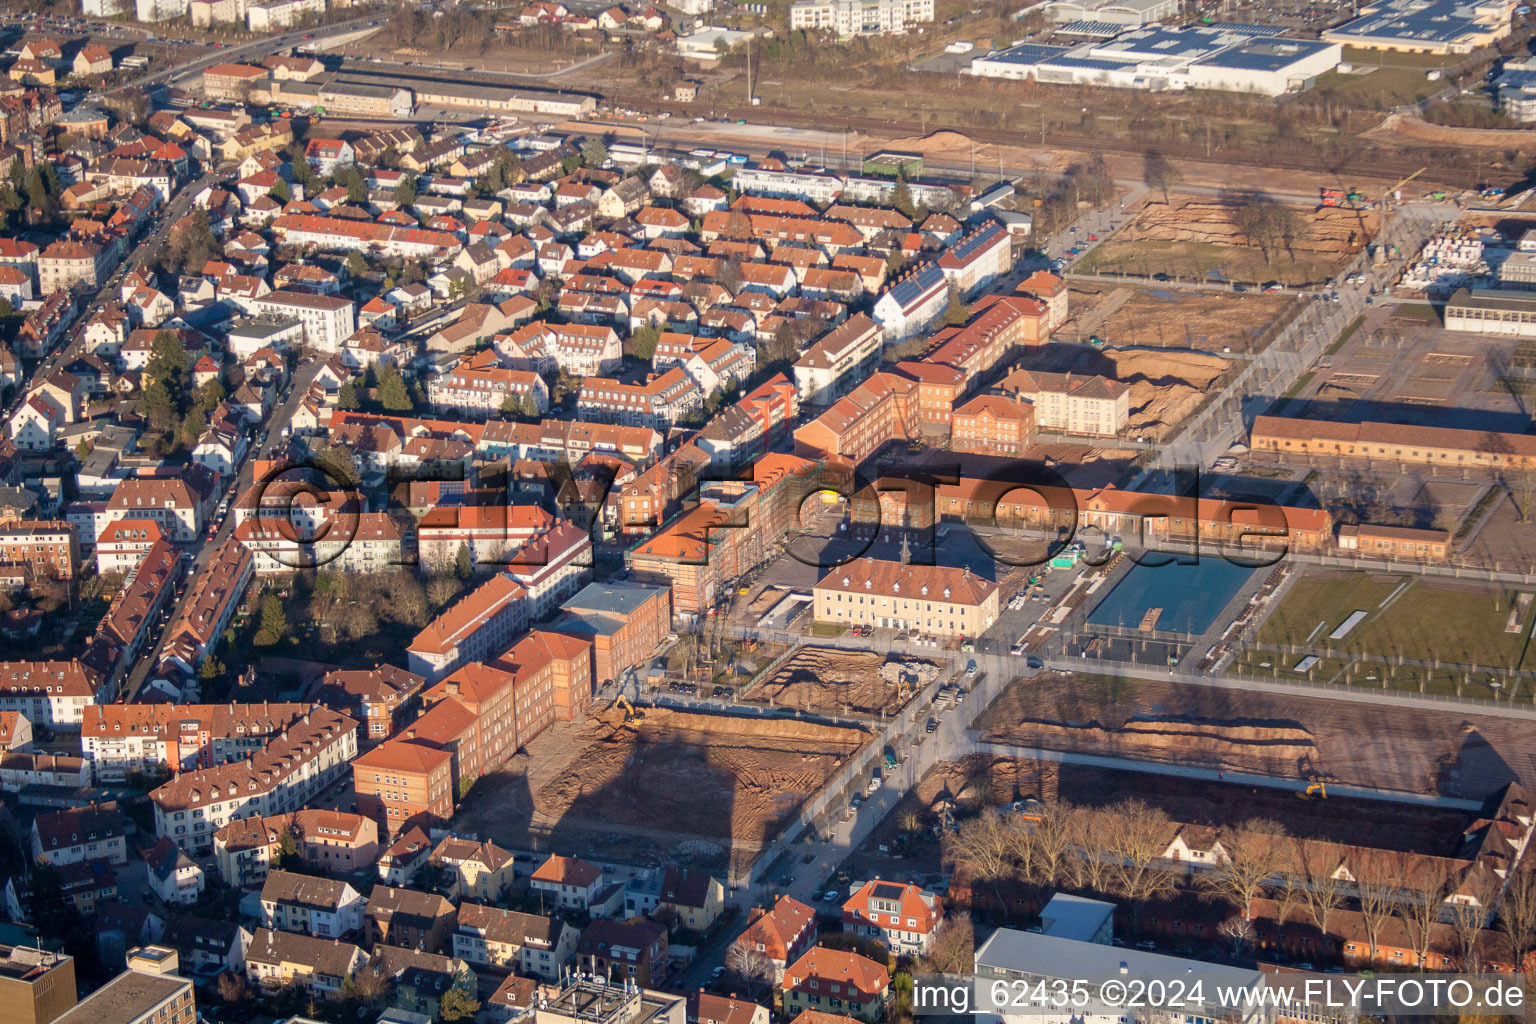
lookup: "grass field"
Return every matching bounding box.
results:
[1311,66,1448,108]
[1076,239,1337,287]
[1251,572,1536,678]
[1340,46,1465,69]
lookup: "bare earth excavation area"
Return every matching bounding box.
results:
[1015,343,1231,440]
[973,674,1536,799]
[454,707,868,874]
[743,646,943,715]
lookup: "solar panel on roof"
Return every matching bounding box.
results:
[871,882,906,900]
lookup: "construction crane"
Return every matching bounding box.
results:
[1376,168,1428,259]
[614,694,643,723]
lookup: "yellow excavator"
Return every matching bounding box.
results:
[615,695,643,723]
[1297,782,1327,800]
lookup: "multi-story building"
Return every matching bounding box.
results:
[431,836,517,902]
[365,885,458,953]
[351,737,455,836]
[213,809,379,888]
[259,870,366,939]
[30,802,129,866]
[735,896,817,982]
[530,855,605,911]
[0,660,99,729]
[951,394,1035,455]
[0,520,78,579]
[578,919,669,987]
[792,314,883,406]
[271,214,462,260]
[551,582,670,685]
[406,573,528,680]
[81,702,312,782]
[96,519,165,575]
[416,504,555,574]
[201,63,269,101]
[428,351,549,417]
[576,368,705,430]
[149,708,358,853]
[251,290,356,353]
[841,881,943,956]
[1250,414,1536,472]
[454,904,578,980]
[492,628,595,723]
[0,944,76,1024]
[52,947,194,1024]
[102,475,212,543]
[999,369,1128,437]
[245,928,365,999]
[308,665,426,746]
[38,240,111,292]
[792,370,919,467]
[812,558,1000,637]
[787,0,933,36]
[781,947,889,1023]
[158,538,253,674]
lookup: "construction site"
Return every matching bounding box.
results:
[1010,342,1233,441]
[1079,196,1379,288]
[970,672,1536,800]
[740,647,944,717]
[1057,281,1290,356]
[452,704,870,876]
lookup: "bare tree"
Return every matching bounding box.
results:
[724,943,776,999]
[1218,914,1257,956]
[1297,839,1346,937]
[1447,868,1499,972]
[1031,800,1076,891]
[1497,860,1536,967]
[1103,798,1178,929]
[1067,806,1117,895]
[1203,819,1289,920]
[922,911,975,974]
[1142,150,1181,205]
[1393,859,1450,970]
[952,809,1016,910]
[1352,851,1407,965]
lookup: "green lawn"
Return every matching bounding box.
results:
[1341,45,1466,69]
[1253,572,1536,671]
[1311,65,1448,108]
[1230,653,1518,700]
[1076,239,1337,288]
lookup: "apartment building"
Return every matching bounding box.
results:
[52,948,194,1024]
[936,220,1013,294]
[781,947,889,1023]
[38,240,111,292]
[352,737,455,836]
[416,504,555,574]
[841,881,943,955]
[735,896,817,982]
[81,702,311,782]
[365,885,458,953]
[427,352,550,417]
[951,394,1035,455]
[793,313,883,406]
[788,0,934,35]
[792,370,919,466]
[251,290,356,353]
[0,660,99,729]
[406,573,528,680]
[271,214,463,260]
[577,367,704,430]
[149,707,358,853]
[0,519,79,579]
[31,802,129,866]
[214,809,379,887]
[159,538,253,674]
[201,63,269,101]
[812,557,1000,637]
[103,475,212,543]
[999,368,1128,436]
[245,928,365,999]
[504,522,593,621]
[259,869,365,939]
[0,945,76,1024]
[308,665,426,745]
[431,836,517,902]
[453,904,578,980]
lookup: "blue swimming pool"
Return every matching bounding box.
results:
[1086,559,1256,636]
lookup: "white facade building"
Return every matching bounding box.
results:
[788,0,934,36]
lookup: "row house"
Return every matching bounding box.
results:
[416,503,556,574]
[428,351,550,417]
[81,702,313,782]
[577,367,704,430]
[159,538,254,675]
[453,904,579,980]
[270,214,464,260]
[793,370,919,467]
[405,572,529,681]
[149,707,359,853]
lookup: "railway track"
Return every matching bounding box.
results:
[605,95,1503,191]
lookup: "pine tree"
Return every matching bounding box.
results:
[254,592,287,646]
[270,178,292,204]
[892,177,915,219]
[394,174,418,207]
[346,168,368,204]
[377,363,412,412]
[454,542,473,580]
[337,380,360,411]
